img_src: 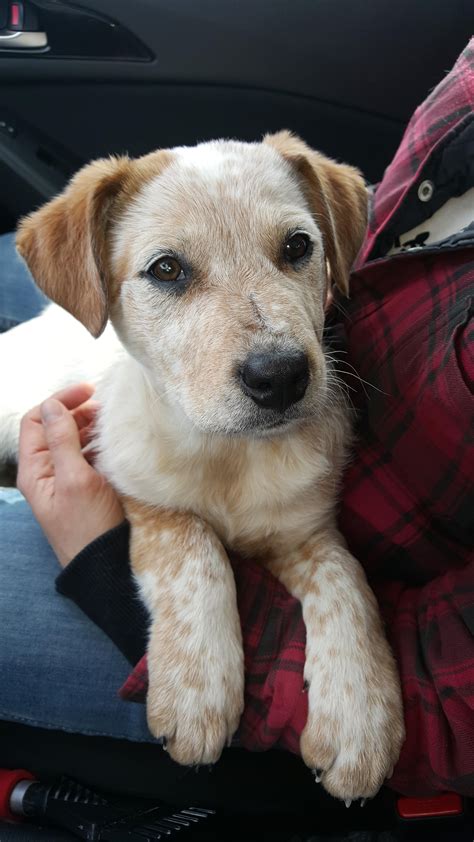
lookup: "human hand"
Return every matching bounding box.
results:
[17,383,124,567]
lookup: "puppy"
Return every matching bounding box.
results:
[0,132,404,802]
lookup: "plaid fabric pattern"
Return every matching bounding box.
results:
[358,41,474,267]
[120,41,474,797]
[120,557,309,752]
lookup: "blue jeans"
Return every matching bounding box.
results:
[0,232,153,742]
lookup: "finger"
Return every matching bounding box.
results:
[18,385,96,495]
[19,412,49,463]
[41,398,91,478]
[79,421,98,450]
[52,382,95,408]
[72,399,100,432]
[82,444,99,467]
[17,446,54,494]
[25,383,96,425]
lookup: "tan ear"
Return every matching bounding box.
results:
[265,130,368,295]
[16,156,131,337]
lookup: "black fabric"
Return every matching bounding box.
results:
[0,825,74,841]
[372,115,474,258]
[55,521,148,666]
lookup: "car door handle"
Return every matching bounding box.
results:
[0,28,47,48]
[0,0,150,60]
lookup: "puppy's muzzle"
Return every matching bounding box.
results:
[240,350,309,413]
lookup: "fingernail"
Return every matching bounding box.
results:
[41,399,63,423]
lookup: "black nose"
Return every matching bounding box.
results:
[240,350,309,412]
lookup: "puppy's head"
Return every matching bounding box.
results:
[17,132,367,436]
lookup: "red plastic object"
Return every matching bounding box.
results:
[397,792,463,819]
[0,768,36,822]
[10,3,20,26]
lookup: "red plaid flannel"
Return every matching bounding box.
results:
[120,41,474,797]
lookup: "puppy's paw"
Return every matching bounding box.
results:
[146,626,244,766]
[302,636,405,801]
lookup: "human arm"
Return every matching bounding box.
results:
[17,384,148,663]
[17,384,124,567]
[55,520,149,666]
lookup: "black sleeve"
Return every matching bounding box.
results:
[55,521,149,665]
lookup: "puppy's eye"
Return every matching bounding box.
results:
[284,233,310,262]
[149,256,184,283]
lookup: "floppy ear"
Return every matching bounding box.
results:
[16,156,130,337]
[265,131,368,295]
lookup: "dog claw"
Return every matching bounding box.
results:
[345,799,352,808]
[360,798,367,808]
[312,768,323,783]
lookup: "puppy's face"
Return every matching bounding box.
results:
[16,133,367,437]
[112,141,329,435]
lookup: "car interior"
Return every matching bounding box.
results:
[0,0,473,840]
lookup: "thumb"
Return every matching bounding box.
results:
[41,398,85,474]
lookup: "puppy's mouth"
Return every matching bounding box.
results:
[265,417,290,429]
[237,408,309,437]
[252,417,300,437]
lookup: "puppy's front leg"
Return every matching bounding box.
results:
[266,529,404,802]
[125,500,244,766]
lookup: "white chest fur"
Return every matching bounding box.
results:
[95,356,342,556]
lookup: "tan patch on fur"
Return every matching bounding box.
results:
[323,568,338,584]
[124,496,223,579]
[301,712,339,768]
[16,151,173,337]
[315,612,329,633]
[307,577,321,597]
[265,130,368,294]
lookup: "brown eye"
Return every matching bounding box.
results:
[284,233,310,262]
[149,256,184,283]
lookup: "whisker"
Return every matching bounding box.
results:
[338,366,388,397]
[325,373,358,412]
[325,353,389,398]
[329,297,352,321]
[327,374,358,394]
[334,369,388,397]
[324,347,348,356]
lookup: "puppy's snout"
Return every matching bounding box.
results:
[240,350,309,413]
